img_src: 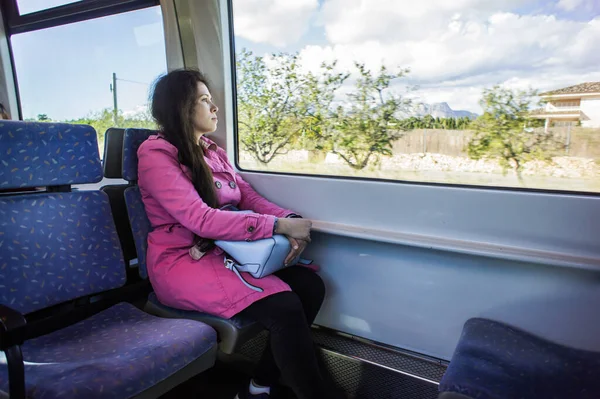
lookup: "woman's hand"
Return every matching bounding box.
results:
[284,237,308,265]
[275,218,312,241]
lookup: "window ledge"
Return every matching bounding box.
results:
[311,221,600,271]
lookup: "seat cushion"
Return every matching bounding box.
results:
[439,318,600,399]
[0,302,217,399]
[145,292,262,354]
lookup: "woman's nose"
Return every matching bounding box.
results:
[211,103,218,113]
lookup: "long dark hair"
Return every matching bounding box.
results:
[150,69,219,208]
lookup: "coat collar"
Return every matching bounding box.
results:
[155,132,217,151]
[199,135,218,151]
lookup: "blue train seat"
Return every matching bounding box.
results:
[438,318,600,399]
[120,128,262,354]
[99,128,138,272]
[0,121,218,399]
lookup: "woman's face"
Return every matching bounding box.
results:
[192,82,218,135]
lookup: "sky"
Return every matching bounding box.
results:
[233,0,600,114]
[12,2,166,120]
[10,0,600,120]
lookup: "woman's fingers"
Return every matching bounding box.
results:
[285,237,308,265]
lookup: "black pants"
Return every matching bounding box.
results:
[237,266,328,399]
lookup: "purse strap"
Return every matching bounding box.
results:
[224,257,264,293]
[223,256,314,293]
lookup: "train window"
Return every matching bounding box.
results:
[10,5,165,152]
[17,0,82,15]
[231,0,600,194]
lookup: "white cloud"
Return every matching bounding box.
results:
[296,1,600,113]
[233,0,318,47]
[411,69,600,113]
[319,0,538,44]
[123,105,150,118]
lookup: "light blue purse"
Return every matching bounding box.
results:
[214,208,311,292]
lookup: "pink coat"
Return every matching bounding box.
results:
[137,134,295,318]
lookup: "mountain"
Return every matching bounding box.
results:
[413,102,478,119]
[453,110,479,119]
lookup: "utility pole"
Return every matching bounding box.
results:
[110,72,118,126]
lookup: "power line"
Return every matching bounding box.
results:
[110,73,151,126]
[116,78,150,86]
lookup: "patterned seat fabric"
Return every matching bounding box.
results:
[124,186,151,279]
[439,318,600,399]
[0,191,126,314]
[0,121,102,189]
[0,302,216,399]
[122,128,157,182]
[0,121,218,398]
[100,128,137,263]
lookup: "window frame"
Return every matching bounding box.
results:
[3,0,159,34]
[225,0,599,198]
[0,0,159,120]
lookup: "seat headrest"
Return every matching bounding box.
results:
[122,128,157,181]
[102,128,125,178]
[0,121,102,189]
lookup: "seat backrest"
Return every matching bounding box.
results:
[124,186,151,278]
[102,185,138,264]
[1,121,103,189]
[439,317,600,399]
[0,121,127,314]
[102,127,125,178]
[122,128,158,182]
[100,127,137,264]
[122,128,157,279]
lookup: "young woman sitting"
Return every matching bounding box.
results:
[138,69,341,399]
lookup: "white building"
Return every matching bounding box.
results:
[532,82,600,130]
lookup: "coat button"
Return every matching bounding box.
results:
[247,226,255,233]
[245,238,252,242]
[229,181,237,189]
[215,181,222,189]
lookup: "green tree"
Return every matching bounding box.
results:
[422,115,435,129]
[68,107,157,149]
[467,86,564,183]
[397,116,473,130]
[295,61,349,151]
[399,116,418,129]
[23,107,156,153]
[458,117,471,129]
[449,117,457,129]
[329,63,412,170]
[236,50,308,164]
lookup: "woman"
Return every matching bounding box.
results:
[138,69,336,399]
